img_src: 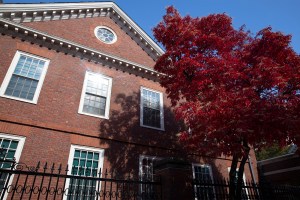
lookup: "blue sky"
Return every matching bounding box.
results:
[3,0,300,54]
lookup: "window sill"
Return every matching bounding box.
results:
[78,111,109,120]
[0,94,37,104]
[140,124,165,131]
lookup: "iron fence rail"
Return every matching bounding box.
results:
[193,178,300,200]
[0,160,161,200]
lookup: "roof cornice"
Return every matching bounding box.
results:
[0,2,165,60]
[0,17,163,81]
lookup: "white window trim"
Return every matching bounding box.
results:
[94,26,117,44]
[0,51,50,104]
[64,144,105,200]
[227,167,249,197]
[139,155,162,196]
[138,155,161,181]
[192,163,215,200]
[78,71,112,119]
[0,133,26,200]
[192,163,214,180]
[140,87,165,131]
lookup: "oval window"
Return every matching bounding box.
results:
[94,26,117,44]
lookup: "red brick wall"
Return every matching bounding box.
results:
[23,16,156,67]
[0,18,258,181]
[0,33,185,173]
[0,35,180,146]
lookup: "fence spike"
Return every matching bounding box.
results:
[58,163,62,174]
[98,168,102,178]
[43,162,48,171]
[105,168,108,177]
[51,163,55,173]
[35,161,40,172]
[65,164,69,174]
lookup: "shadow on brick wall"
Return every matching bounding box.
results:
[99,92,186,177]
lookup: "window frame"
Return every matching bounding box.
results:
[94,26,117,44]
[140,87,164,131]
[0,133,26,200]
[138,155,162,198]
[227,167,249,198]
[0,51,50,104]
[64,144,105,200]
[139,155,161,182]
[78,71,112,119]
[192,163,215,200]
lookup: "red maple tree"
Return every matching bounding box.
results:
[153,7,300,199]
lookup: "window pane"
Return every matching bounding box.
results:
[80,151,87,159]
[1,140,10,149]
[10,141,18,149]
[87,152,93,159]
[73,159,79,167]
[0,138,19,166]
[94,153,99,160]
[83,94,106,116]
[6,150,15,159]
[143,107,161,128]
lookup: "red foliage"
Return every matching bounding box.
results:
[153,7,300,157]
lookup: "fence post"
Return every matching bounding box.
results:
[154,158,194,200]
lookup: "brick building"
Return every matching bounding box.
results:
[258,146,300,185]
[0,2,258,199]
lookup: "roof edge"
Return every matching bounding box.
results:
[0,2,165,57]
[0,17,164,81]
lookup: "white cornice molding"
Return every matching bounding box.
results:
[0,17,163,81]
[0,2,165,60]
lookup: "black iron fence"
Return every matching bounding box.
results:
[193,178,300,200]
[0,159,161,200]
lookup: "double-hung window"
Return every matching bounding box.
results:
[0,133,25,199]
[139,155,159,182]
[0,51,49,104]
[140,87,164,130]
[228,168,249,199]
[65,145,104,200]
[78,72,112,119]
[193,164,215,200]
[139,155,161,199]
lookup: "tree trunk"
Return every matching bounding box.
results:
[236,140,250,200]
[229,154,239,200]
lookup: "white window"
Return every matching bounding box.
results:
[0,51,49,104]
[139,155,159,182]
[193,164,215,200]
[65,145,104,200]
[228,167,248,199]
[139,155,161,198]
[78,72,112,119]
[140,87,164,130]
[0,133,26,200]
